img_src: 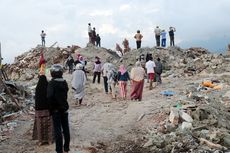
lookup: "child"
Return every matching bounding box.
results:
[47,64,70,153]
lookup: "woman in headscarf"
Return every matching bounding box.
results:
[33,70,53,145]
[72,63,87,106]
[130,61,145,101]
[117,65,130,100]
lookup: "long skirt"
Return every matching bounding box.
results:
[119,81,127,98]
[33,110,53,144]
[130,80,144,101]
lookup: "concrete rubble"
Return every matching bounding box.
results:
[1,45,230,152]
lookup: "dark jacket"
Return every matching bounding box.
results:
[155,61,163,74]
[117,71,130,81]
[47,78,69,113]
[35,75,49,110]
[169,30,174,37]
[66,58,74,67]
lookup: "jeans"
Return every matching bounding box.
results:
[93,72,101,83]
[41,38,45,46]
[161,39,166,47]
[136,41,141,49]
[52,112,70,153]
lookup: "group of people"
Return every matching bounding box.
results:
[88,23,101,47]
[33,64,70,153]
[91,53,163,101]
[154,26,176,47]
[33,50,163,153]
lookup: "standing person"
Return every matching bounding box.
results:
[155,57,163,84]
[117,65,130,100]
[154,26,161,47]
[145,56,156,90]
[33,72,53,146]
[72,64,87,106]
[130,61,145,101]
[88,23,92,43]
[92,56,102,84]
[41,30,46,46]
[96,34,101,47]
[92,27,97,45]
[169,27,176,46]
[107,65,118,99]
[134,30,143,49]
[101,59,113,94]
[161,30,167,47]
[66,54,74,74]
[47,64,70,153]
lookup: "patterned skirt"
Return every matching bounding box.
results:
[32,110,53,144]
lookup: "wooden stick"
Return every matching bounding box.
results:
[199,138,227,150]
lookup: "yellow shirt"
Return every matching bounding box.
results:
[134,33,143,41]
[130,67,145,81]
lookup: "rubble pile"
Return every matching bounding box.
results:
[121,47,229,78]
[143,79,230,152]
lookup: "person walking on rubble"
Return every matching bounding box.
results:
[134,30,143,49]
[169,27,176,46]
[154,26,161,47]
[92,56,102,84]
[66,54,74,74]
[101,59,113,94]
[107,65,119,99]
[117,65,130,100]
[47,64,70,153]
[41,30,46,46]
[155,57,163,84]
[33,66,53,146]
[130,61,145,101]
[72,63,87,106]
[145,56,156,90]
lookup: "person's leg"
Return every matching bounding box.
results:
[103,76,108,93]
[97,72,101,84]
[157,36,160,47]
[79,98,83,105]
[52,112,63,153]
[172,37,175,46]
[61,112,70,153]
[92,72,96,83]
[99,42,101,47]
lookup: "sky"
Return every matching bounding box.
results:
[0,0,230,63]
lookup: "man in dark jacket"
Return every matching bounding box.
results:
[155,58,163,84]
[96,34,101,47]
[47,64,70,153]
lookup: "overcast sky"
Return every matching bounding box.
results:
[1,0,230,63]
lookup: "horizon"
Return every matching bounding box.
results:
[1,0,230,64]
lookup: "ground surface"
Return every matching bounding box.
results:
[0,72,193,153]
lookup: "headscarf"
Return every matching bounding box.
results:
[76,63,83,70]
[119,65,126,75]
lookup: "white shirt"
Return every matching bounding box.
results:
[145,60,156,73]
[88,25,92,33]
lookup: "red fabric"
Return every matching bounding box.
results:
[39,50,45,67]
[130,80,144,101]
[148,73,154,81]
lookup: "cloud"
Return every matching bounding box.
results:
[119,4,131,11]
[99,24,119,35]
[89,10,113,17]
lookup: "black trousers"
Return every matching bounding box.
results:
[136,41,141,49]
[93,72,101,83]
[103,76,108,93]
[52,112,70,153]
[170,36,175,46]
[155,35,160,47]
